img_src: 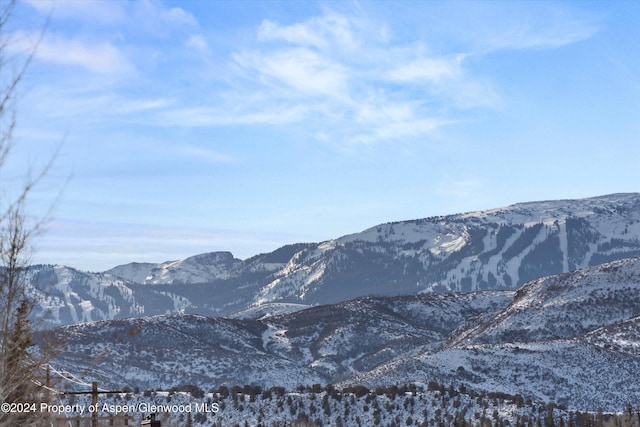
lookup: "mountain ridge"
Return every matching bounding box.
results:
[47,257,640,411]
[27,192,640,326]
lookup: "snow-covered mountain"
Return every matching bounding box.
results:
[105,251,242,285]
[48,290,513,392]
[447,256,640,346]
[347,257,640,410]
[27,266,192,328]
[47,257,640,411]
[245,192,640,306]
[29,193,640,326]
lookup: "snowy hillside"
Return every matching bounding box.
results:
[27,266,191,327]
[47,257,640,411]
[48,291,512,392]
[352,340,640,411]
[447,257,640,345]
[348,257,640,410]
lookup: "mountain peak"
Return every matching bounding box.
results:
[106,250,242,285]
[28,193,640,325]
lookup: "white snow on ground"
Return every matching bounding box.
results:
[557,219,569,272]
[230,303,310,320]
[261,325,291,352]
[78,300,93,322]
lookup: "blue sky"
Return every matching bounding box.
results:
[4,0,640,271]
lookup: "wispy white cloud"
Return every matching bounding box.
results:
[9,31,134,74]
[258,12,360,51]
[386,56,464,84]
[345,95,451,145]
[382,53,501,109]
[157,4,197,27]
[186,34,210,53]
[212,4,599,149]
[258,19,327,50]
[23,0,128,24]
[447,2,601,53]
[19,0,200,75]
[355,118,450,146]
[155,103,309,127]
[480,19,599,52]
[220,11,476,146]
[26,84,172,123]
[25,0,197,30]
[233,47,348,98]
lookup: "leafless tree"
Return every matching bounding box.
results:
[1,1,58,425]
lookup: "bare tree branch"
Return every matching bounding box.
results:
[0,2,60,425]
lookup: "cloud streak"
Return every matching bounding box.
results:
[218,11,492,148]
[211,4,599,149]
[9,31,134,74]
[386,56,464,84]
[156,104,308,127]
[438,2,601,53]
[486,11,600,51]
[233,47,349,98]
